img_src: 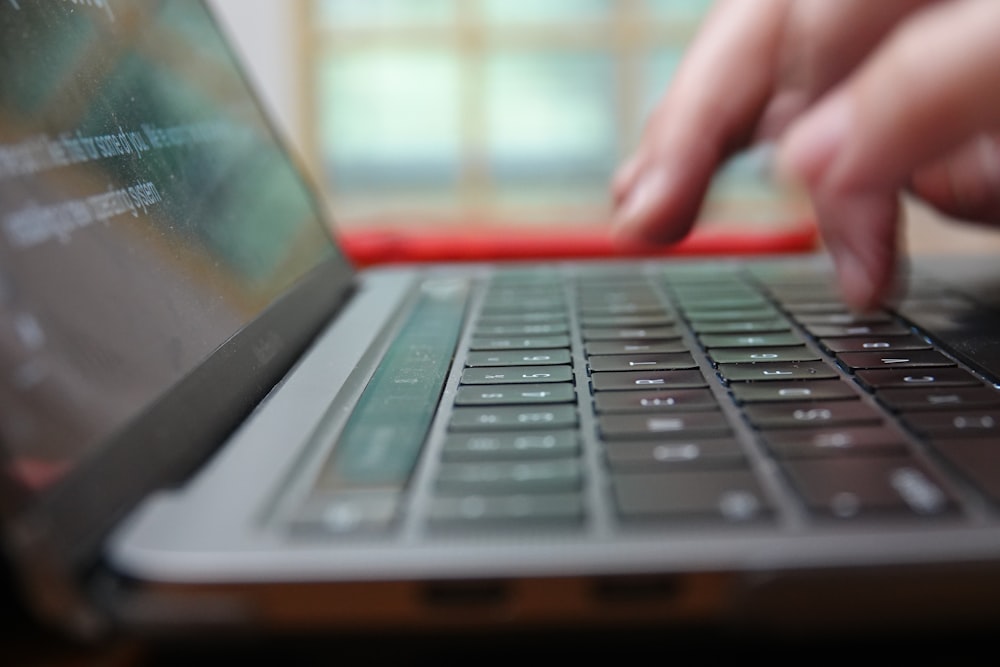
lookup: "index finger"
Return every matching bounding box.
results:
[612,0,787,245]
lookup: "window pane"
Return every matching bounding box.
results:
[319,0,454,27]
[319,50,461,187]
[485,51,615,182]
[483,0,611,24]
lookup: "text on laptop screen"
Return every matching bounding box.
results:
[0,1,339,492]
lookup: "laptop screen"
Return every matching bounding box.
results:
[0,1,341,494]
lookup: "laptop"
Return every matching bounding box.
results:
[4,0,1000,646]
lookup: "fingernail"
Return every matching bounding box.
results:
[614,167,669,233]
[776,93,852,188]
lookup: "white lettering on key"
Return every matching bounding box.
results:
[646,418,684,432]
[890,467,946,514]
[653,444,700,461]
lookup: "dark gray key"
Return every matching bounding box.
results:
[837,349,956,370]
[700,332,803,348]
[804,322,912,338]
[585,340,689,355]
[476,322,569,336]
[454,383,576,406]
[477,312,567,325]
[470,335,571,350]
[582,326,680,341]
[605,438,745,471]
[820,334,932,353]
[744,400,883,429]
[718,361,838,382]
[591,369,708,391]
[854,367,983,390]
[929,440,1000,505]
[593,388,717,413]
[461,365,573,384]
[465,349,571,367]
[436,460,583,494]
[709,346,820,364]
[794,311,893,325]
[684,307,782,323]
[442,431,579,462]
[781,457,958,519]
[429,493,583,527]
[450,405,578,431]
[730,380,857,403]
[761,426,910,458]
[580,314,675,327]
[689,318,791,334]
[877,387,1000,411]
[588,353,697,372]
[613,470,772,523]
[902,410,1000,439]
[597,411,732,440]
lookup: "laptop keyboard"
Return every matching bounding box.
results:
[297,260,1000,536]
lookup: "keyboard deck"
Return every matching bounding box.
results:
[295,261,1000,536]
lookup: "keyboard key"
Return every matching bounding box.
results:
[429,493,583,528]
[465,349,571,367]
[579,314,675,328]
[454,383,576,406]
[585,340,689,355]
[593,388,717,413]
[588,353,697,372]
[820,334,932,353]
[804,322,912,338]
[442,431,579,461]
[718,361,839,382]
[854,367,984,390]
[597,411,732,440]
[688,318,791,335]
[837,349,956,370]
[877,386,1000,411]
[436,460,583,494]
[761,426,910,458]
[476,322,569,336]
[604,438,745,471]
[902,410,1000,439]
[450,405,578,431]
[613,470,773,523]
[461,365,573,384]
[708,346,820,364]
[930,440,1000,505]
[744,400,883,429]
[591,370,708,391]
[582,326,680,341]
[699,332,803,348]
[729,380,858,403]
[781,457,958,519]
[470,335,571,350]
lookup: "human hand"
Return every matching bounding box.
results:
[611,0,1000,310]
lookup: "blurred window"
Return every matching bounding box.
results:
[300,0,780,227]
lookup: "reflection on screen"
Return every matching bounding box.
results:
[0,1,338,492]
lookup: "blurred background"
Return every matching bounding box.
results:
[206,0,808,245]
[203,0,1000,260]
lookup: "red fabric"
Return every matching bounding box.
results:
[338,219,818,267]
